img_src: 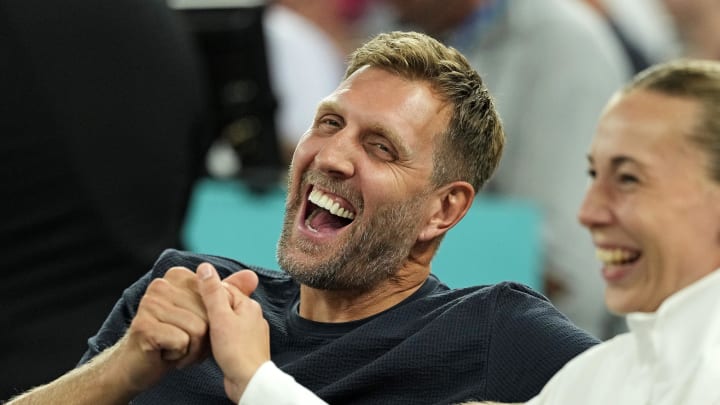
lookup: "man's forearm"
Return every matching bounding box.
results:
[5,265,231,405]
[5,344,138,405]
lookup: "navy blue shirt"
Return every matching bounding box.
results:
[81,249,598,404]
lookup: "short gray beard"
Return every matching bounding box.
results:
[276,185,427,292]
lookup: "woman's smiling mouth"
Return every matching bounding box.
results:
[595,247,642,266]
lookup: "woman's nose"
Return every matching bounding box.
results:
[577,182,612,229]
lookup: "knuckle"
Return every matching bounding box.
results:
[185,318,209,338]
[129,316,150,333]
[248,299,263,313]
[164,333,190,355]
[146,278,171,295]
[165,267,192,282]
[128,316,158,341]
[139,294,160,313]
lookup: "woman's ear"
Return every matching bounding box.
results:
[418,181,475,242]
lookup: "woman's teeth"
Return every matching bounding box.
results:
[595,248,641,265]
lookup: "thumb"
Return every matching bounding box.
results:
[224,270,259,297]
[196,262,232,318]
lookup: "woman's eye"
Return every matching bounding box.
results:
[586,168,596,179]
[618,173,638,184]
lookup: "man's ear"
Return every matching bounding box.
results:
[418,181,475,242]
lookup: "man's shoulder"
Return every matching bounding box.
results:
[404,280,558,325]
[440,281,551,306]
[151,249,291,283]
[443,281,599,347]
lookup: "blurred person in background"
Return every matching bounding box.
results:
[375,0,632,339]
[0,0,210,399]
[661,0,720,60]
[582,0,680,73]
[207,0,369,178]
[264,0,360,165]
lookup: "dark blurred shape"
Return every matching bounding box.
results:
[0,0,211,398]
[175,3,283,192]
[0,0,279,398]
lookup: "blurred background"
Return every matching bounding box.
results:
[1,0,708,399]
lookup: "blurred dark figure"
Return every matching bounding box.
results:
[584,1,650,73]
[0,0,210,398]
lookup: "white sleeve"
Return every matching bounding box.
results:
[239,361,329,405]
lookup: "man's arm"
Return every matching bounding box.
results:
[6,338,140,405]
[6,267,219,404]
[7,263,323,405]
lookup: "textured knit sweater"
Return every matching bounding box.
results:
[80,249,598,404]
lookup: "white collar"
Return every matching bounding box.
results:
[626,269,720,369]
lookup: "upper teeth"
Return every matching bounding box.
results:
[595,248,639,265]
[308,189,355,220]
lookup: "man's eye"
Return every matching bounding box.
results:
[320,117,341,128]
[586,168,596,179]
[366,141,396,161]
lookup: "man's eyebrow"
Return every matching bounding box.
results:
[315,99,341,116]
[314,99,412,157]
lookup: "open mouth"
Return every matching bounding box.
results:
[304,187,356,233]
[595,247,642,266]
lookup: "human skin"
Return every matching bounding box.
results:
[196,263,269,403]
[578,89,720,314]
[4,267,256,405]
[278,65,473,323]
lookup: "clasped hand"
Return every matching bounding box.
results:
[115,263,269,403]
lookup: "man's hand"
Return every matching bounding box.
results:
[197,262,270,403]
[113,266,214,392]
[6,266,225,405]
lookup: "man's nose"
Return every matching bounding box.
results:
[313,129,357,179]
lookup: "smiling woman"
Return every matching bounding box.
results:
[580,68,720,315]
[516,59,720,405]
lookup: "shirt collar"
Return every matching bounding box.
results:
[627,269,720,368]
